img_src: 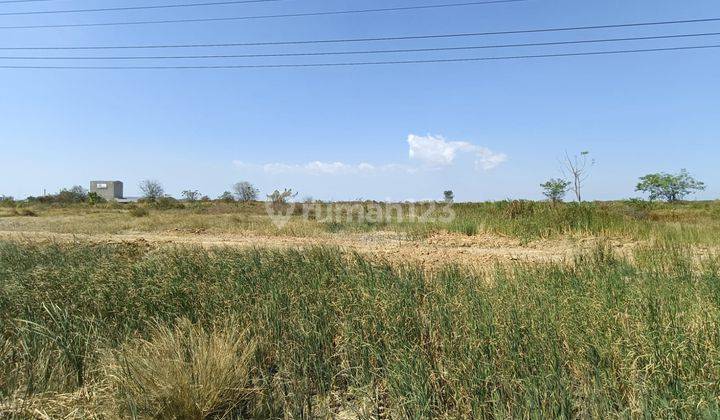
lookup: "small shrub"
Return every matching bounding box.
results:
[217,191,235,203]
[87,192,106,205]
[129,206,149,218]
[0,195,15,207]
[17,208,37,217]
[153,197,184,210]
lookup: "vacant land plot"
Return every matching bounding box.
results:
[1,201,719,417]
[1,200,719,266]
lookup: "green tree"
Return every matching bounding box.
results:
[540,178,571,203]
[636,169,705,202]
[443,190,454,203]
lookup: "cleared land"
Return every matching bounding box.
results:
[1,200,720,418]
[1,200,718,266]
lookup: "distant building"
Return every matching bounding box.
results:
[90,181,124,201]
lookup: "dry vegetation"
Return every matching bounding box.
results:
[2,200,720,242]
[1,200,720,417]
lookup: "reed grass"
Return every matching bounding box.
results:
[2,200,719,244]
[1,240,719,417]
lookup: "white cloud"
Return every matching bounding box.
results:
[233,160,411,176]
[233,134,506,177]
[407,134,506,170]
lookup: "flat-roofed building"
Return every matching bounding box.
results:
[90,181,123,201]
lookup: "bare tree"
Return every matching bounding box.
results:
[561,151,594,202]
[233,181,259,203]
[139,180,164,201]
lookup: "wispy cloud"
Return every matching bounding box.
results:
[234,134,506,175]
[233,160,415,175]
[407,134,507,170]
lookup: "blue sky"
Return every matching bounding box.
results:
[1,0,719,201]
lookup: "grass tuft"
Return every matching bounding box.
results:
[106,318,257,418]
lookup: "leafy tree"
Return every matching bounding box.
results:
[636,169,705,202]
[233,182,259,203]
[139,180,164,201]
[540,178,571,203]
[181,190,200,202]
[443,190,454,203]
[217,191,235,203]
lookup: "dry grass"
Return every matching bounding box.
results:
[105,319,257,419]
[2,240,720,417]
[1,200,719,245]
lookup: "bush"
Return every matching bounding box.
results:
[26,186,87,205]
[129,206,149,218]
[0,196,14,207]
[17,208,38,217]
[153,197,184,210]
[87,192,106,205]
[217,192,235,203]
[5,207,38,217]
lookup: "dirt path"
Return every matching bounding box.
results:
[0,229,634,269]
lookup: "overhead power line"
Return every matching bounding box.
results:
[2,16,719,49]
[0,0,529,29]
[0,0,288,16]
[2,32,719,59]
[0,0,53,3]
[0,43,717,69]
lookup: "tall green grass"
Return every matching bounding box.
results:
[1,240,720,417]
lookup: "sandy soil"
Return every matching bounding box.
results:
[0,229,636,269]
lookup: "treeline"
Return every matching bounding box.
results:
[0,167,711,207]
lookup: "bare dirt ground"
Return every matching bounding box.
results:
[0,229,637,269]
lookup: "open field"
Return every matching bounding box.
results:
[1,240,720,418]
[1,201,720,417]
[3,201,720,242]
[1,200,720,265]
